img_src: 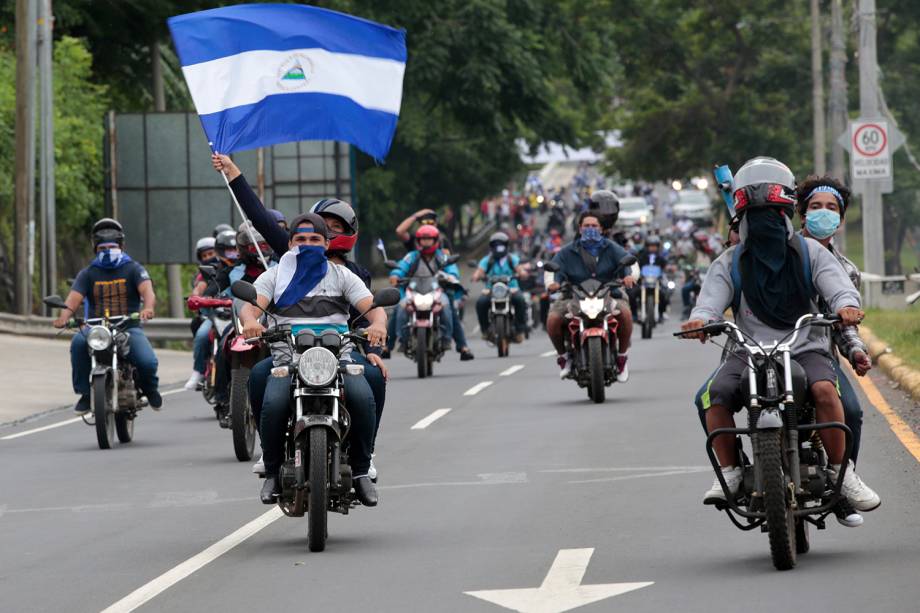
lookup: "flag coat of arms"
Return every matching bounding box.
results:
[168,3,407,161]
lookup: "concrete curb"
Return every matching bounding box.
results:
[861,324,920,403]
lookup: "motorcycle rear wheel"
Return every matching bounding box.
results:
[587,337,605,404]
[416,328,428,379]
[307,427,329,552]
[230,366,256,461]
[92,374,115,449]
[642,299,655,339]
[761,429,796,570]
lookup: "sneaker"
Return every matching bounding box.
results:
[833,499,864,528]
[460,349,475,361]
[368,456,378,483]
[703,466,743,504]
[147,390,163,411]
[73,394,91,416]
[184,371,204,391]
[252,453,265,476]
[830,461,881,512]
[557,354,573,379]
[616,354,629,383]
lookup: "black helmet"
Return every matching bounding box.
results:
[587,190,620,227]
[92,218,125,247]
[213,223,234,238]
[732,157,797,217]
[214,230,239,262]
[310,199,358,235]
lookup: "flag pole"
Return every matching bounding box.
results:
[212,145,269,270]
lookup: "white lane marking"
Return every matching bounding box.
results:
[540,350,556,357]
[472,325,480,335]
[465,548,653,612]
[410,408,452,430]
[161,388,186,396]
[100,507,283,613]
[500,364,525,377]
[1,417,82,440]
[567,468,710,485]
[541,465,711,474]
[463,381,494,396]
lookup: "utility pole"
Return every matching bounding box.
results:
[811,0,826,176]
[857,0,884,275]
[151,37,184,318]
[38,0,56,312]
[14,0,37,315]
[828,0,848,253]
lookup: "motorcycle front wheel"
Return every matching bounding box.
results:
[92,373,115,449]
[761,429,796,570]
[587,337,605,404]
[307,427,329,552]
[642,297,655,339]
[115,411,134,443]
[416,328,428,379]
[230,366,256,461]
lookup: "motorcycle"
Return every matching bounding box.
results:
[186,294,233,411]
[637,263,663,339]
[484,275,515,357]
[44,295,146,449]
[675,314,855,570]
[681,265,703,320]
[544,255,637,403]
[231,280,400,552]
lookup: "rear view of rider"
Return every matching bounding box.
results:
[184,236,219,390]
[680,157,879,518]
[53,219,162,413]
[472,232,528,342]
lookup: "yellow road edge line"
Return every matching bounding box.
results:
[845,361,920,463]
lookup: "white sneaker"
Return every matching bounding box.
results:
[557,354,573,379]
[251,454,265,476]
[703,466,743,504]
[616,355,629,383]
[184,371,204,391]
[368,456,378,482]
[833,500,864,528]
[831,461,881,512]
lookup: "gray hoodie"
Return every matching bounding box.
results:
[690,222,860,356]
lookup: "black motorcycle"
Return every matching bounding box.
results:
[44,295,146,449]
[675,314,855,570]
[231,281,400,552]
[485,274,515,357]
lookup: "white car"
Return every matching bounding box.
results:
[672,190,713,223]
[616,196,653,227]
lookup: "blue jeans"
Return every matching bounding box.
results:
[71,327,159,397]
[249,356,274,443]
[396,295,453,344]
[260,358,376,476]
[192,318,213,374]
[351,352,386,447]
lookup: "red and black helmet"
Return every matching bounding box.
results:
[732,157,797,217]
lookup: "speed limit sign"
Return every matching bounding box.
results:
[851,120,891,179]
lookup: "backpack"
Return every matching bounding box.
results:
[730,234,814,315]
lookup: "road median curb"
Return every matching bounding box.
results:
[861,324,920,403]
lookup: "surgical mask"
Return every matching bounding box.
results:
[805,208,841,240]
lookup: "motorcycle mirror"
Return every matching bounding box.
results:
[230,280,259,305]
[467,259,478,269]
[198,265,217,278]
[445,254,461,265]
[372,287,401,308]
[543,261,561,273]
[42,295,68,310]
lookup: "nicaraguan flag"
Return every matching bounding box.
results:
[167,3,406,161]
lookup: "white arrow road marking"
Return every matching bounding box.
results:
[464,381,493,396]
[540,350,556,357]
[101,507,283,613]
[411,408,452,430]
[465,548,653,613]
[500,364,525,377]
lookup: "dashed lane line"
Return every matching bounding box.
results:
[540,350,556,357]
[463,381,493,396]
[500,364,525,377]
[410,408,452,430]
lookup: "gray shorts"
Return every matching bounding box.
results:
[701,350,837,411]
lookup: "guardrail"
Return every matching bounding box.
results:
[0,312,193,341]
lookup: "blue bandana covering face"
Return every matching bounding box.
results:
[273,245,329,308]
[805,208,841,239]
[579,227,604,256]
[91,247,133,270]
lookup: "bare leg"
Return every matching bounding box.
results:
[812,380,846,465]
[706,404,737,467]
[546,311,567,355]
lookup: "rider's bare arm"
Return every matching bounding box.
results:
[240,296,270,339]
[138,280,156,321]
[52,290,85,328]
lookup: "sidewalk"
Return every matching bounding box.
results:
[0,334,191,425]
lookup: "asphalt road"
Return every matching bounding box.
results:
[2,308,919,613]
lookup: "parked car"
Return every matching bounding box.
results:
[616,196,653,227]
[672,190,713,223]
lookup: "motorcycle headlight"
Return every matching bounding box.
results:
[579,297,605,320]
[413,293,434,310]
[297,347,338,387]
[86,325,112,351]
[667,281,676,290]
[491,283,510,299]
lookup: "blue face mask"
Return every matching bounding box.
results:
[805,208,841,240]
[579,227,604,256]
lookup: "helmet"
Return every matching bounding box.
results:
[237,222,270,265]
[310,198,358,253]
[236,221,265,247]
[213,223,234,238]
[646,235,661,247]
[195,236,216,259]
[415,224,440,255]
[268,209,287,226]
[215,230,239,263]
[732,157,796,217]
[587,190,620,227]
[416,210,438,225]
[92,218,125,247]
[489,231,510,256]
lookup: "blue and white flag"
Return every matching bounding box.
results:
[168,3,406,161]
